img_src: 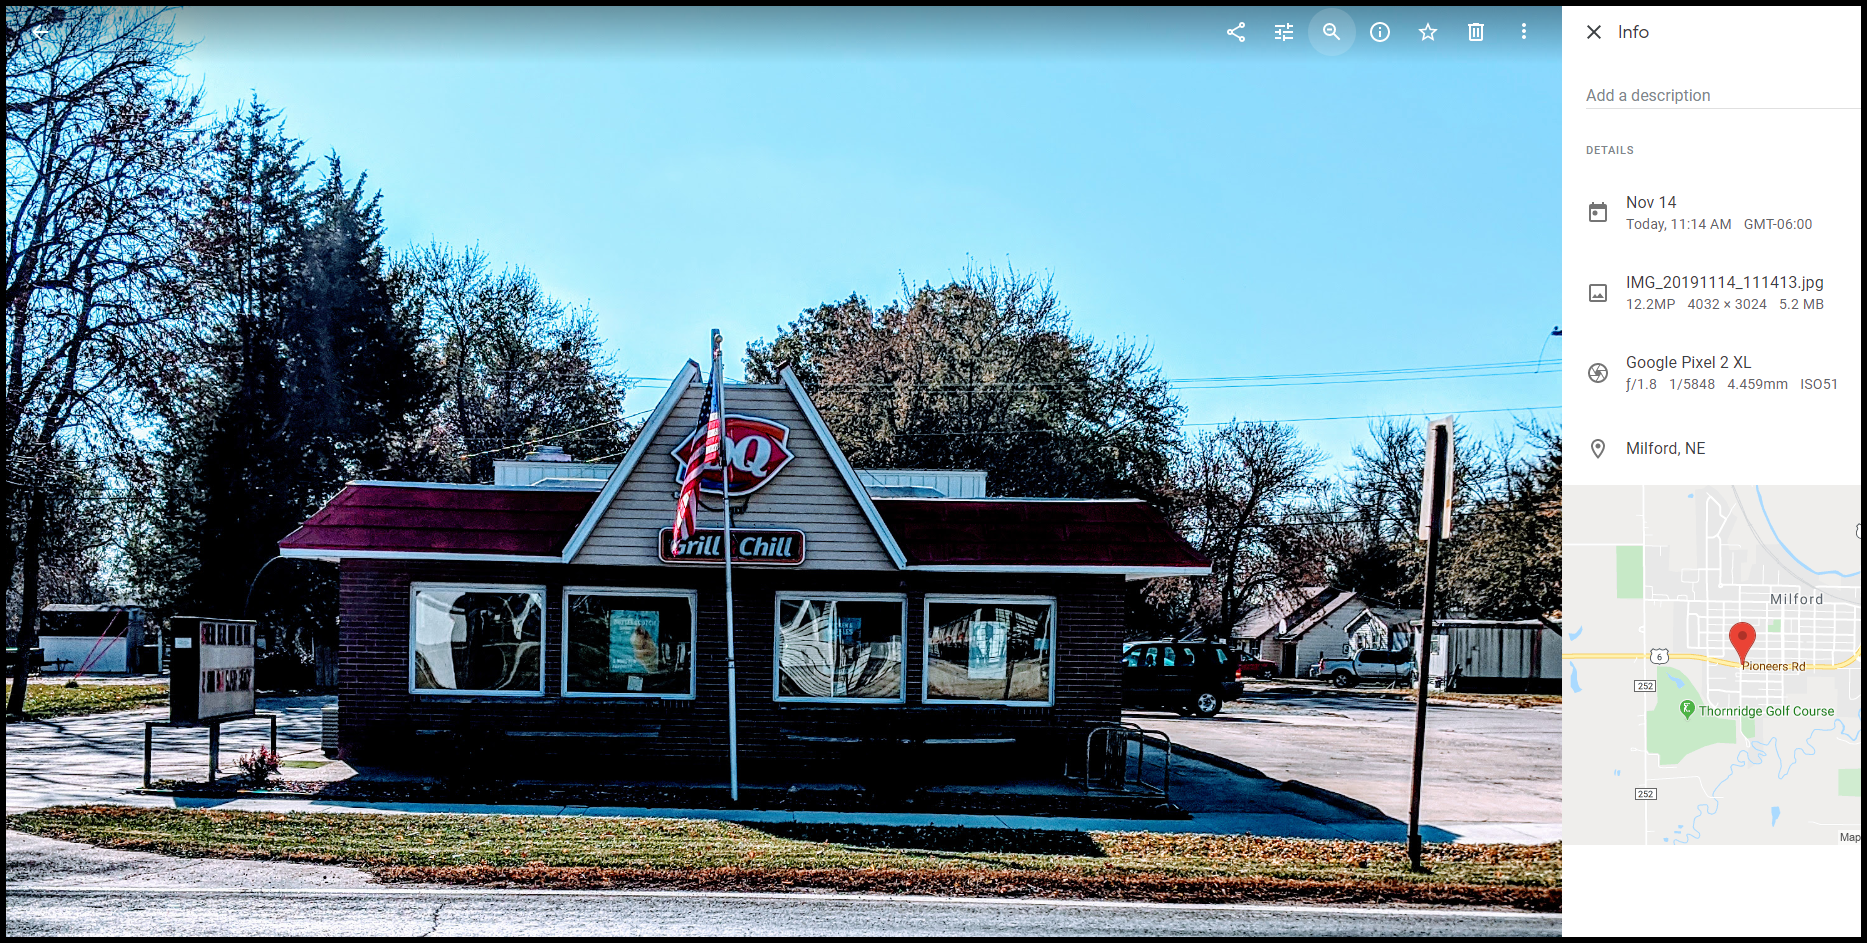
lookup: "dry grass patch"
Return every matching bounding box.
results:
[7,806,1559,910]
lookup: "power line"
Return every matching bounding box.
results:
[864,404,1558,435]
[454,408,652,461]
[1168,360,1548,383]
[1169,368,1552,391]
[622,359,1561,392]
[1183,405,1560,427]
[1207,502,1561,529]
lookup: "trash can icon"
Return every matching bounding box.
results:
[1589,202,1608,222]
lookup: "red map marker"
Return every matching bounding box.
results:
[1729,622,1756,665]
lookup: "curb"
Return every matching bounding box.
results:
[1238,687,1559,710]
[1163,742,1391,822]
[1165,741,1267,779]
[123,786,1188,821]
[1274,780,1391,821]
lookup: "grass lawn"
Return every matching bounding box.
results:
[7,806,1559,910]
[3,682,169,722]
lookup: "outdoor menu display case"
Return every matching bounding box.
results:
[167,616,258,724]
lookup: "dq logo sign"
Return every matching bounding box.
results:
[670,414,797,496]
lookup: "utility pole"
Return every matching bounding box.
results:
[1408,416,1455,872]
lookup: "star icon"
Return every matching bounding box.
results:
[1226,22,1247,42]
[1420,22,1437,40]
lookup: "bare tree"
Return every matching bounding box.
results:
[1328,417,1503,611]
[1149,422,1328,635]
[745,266,1183,500]
[391,243,632,483]
[5,6,203,714]
[1444,420,1561,620]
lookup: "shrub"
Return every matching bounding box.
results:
[237,747,281,786]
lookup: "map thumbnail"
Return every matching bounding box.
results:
[1564,485,1861,844]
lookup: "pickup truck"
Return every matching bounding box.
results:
[1315,649,1415,688]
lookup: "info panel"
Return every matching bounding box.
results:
[1562,4,1860,936]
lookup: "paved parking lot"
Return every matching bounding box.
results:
[1129,694,1560,830]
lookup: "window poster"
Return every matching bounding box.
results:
[609,609,661,674]
[837,616,862,648]
[968,620,1008,679]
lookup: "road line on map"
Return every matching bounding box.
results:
[1560,647,1859,670]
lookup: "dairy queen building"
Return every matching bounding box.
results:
[280,361,1210,780]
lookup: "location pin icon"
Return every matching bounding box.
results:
[1591,438,1606,459]
[1680,699,1695,720]
[1729,622,1756,666]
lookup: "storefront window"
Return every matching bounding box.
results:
[775,594,905,702]
[563,588,696,698]
[924,596,1056,705]
[410,584,544,695]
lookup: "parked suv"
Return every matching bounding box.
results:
[1121,641,1244,717]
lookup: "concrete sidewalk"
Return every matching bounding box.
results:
[5,699,1556,844]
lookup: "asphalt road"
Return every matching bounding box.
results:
[4,887,1560,936]
[1129,695,1561,827]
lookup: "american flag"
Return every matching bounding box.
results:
[670,359,724,556]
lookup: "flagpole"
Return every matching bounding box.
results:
[713,329,740,803]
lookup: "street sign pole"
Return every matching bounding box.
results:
[1408,417,1454,871]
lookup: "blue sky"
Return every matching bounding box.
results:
[169,7,1560,471]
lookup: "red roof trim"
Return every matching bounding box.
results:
[282,486,1210,574]
[871,498,1209,570]
[280,485,597,557]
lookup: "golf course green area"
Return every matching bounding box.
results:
[1645,667,1736,765]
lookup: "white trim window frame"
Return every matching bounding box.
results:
[921,594,1059,707]
[772,591,909,705]
[408,582,548,697]
[560,586,700,700]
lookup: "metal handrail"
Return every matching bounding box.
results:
[1131,725,1173,802]
[1078,722,1173,803]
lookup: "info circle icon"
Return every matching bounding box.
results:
[1371,21,1391,42]
[1308,8,1357,56]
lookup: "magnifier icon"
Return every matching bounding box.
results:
[1322,22,1339,39]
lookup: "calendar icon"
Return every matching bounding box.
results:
[1589,202,1608,222]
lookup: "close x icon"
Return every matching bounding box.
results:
[1586,25,1602,38]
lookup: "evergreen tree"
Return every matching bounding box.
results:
[133,96,308,624]
[290,158,435,481]
[131,99,434,686]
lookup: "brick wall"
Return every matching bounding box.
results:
[339,559,1125,777]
